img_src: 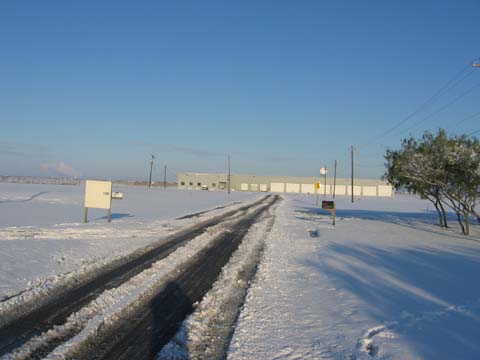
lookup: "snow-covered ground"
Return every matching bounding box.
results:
[228,195,480,360]
[2,183,480,359]
[0,183,259,299]
[5,198,275,360]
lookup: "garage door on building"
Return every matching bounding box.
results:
[346,185,362,196]
[285,183,300,193]
[320,185,331,195]
[250,184,259,191]
[241,183,249,191]
[378,185,393,197]
[259,184,268,192]
[362,186,377,196]
[270,183,285,192]
[301,184,315,194]
[334,185,346,196]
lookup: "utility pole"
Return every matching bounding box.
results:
[163,165,167,189]
[351,146,354,203]
[148,155,155,189]
[227,155,231,194]
[323,164,327,197]
[333,160,337,199]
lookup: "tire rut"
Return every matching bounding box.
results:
[0,196,269,357]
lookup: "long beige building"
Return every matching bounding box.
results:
[177,173,393,197]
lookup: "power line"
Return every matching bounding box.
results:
[445,110,480,130]
[398,80,480,135]
[358,59,478,150]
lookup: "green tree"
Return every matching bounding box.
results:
[384,134,448,228]
[385,129,480,235]
[439,134,480,235]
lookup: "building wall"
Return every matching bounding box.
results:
[177,173,228,191]
[177,173,393,197]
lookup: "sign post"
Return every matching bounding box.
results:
[84,180,113,223]
[322,200,336,226]
[315,181,321,206]
[333,160,337,199]
[320,167,328,197]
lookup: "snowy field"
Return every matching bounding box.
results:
[2,183,480,360]
[0,183,259,299]
[228,195,480,360]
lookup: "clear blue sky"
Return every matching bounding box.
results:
[1,0,479,180]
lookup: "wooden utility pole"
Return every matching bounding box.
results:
[351,146,354,203]
[148,155,155,189]
[227,155,231,194]
[164,165,167,189]
[333,160,337,199]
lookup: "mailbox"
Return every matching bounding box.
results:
[321,201,336,226]
[322,201,335,210]
[112,192,124,199]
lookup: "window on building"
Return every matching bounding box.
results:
[189,182,193,186]
[197,182,201,186]
[181,182,185,186]
[212,183,216,188]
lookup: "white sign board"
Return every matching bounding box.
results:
[320,167,327,175]
[85,180,112,209]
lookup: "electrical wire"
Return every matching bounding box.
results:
[467,129,480,136]
[445,110,480,130]
[358,58,478,150]
[398,80,480,135]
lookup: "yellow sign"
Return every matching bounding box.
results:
[84,180,112,210]
[315,182,321,189]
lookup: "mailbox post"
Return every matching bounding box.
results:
[322,200,336,226]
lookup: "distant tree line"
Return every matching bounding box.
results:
[384,129,480,235]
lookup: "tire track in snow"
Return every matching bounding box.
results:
[158,199,279,360]
[0,196,268,358]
